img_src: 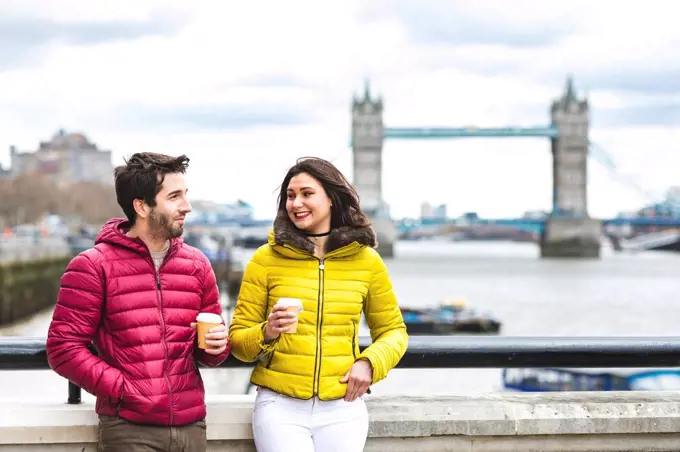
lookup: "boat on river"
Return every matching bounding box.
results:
[400,299,502,335]
[502,367,680,391]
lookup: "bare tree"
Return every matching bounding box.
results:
[0,175,121,227]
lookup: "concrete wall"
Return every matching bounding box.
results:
[372,217,397,258]
[3,392,680,451]
[0,255,71,326]
[541,217,601,258]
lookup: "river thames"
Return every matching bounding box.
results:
[2,240,679,403]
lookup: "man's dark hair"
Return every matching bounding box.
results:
[114,152,190,226]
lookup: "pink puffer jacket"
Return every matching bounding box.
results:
[47,218,229,426]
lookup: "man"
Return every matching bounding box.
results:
[46,152,229,451]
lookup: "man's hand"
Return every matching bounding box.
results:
[190,323,228,355]
[339,359,373,402]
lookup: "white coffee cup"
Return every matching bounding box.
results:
[275,298,303,333]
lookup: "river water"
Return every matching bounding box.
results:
[2,240,679,404]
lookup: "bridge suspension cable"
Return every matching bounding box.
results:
[588,142,679,214]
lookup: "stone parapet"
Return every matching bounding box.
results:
[2,392,680,451]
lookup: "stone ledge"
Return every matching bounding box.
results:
[2,392,680,451]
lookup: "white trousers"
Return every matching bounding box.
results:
[252,387,369,452]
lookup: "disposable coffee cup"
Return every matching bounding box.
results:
[275,298,303,334]
[196,312,223,350]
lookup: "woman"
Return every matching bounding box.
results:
[229,157,408,451]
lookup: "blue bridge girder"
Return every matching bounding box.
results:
[397,216,680,234]
[383,126,560,139]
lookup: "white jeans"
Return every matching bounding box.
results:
[252,387,369,452]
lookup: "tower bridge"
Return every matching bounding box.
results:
[351,77,602,259]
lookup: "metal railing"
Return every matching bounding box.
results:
[2,335,680,404]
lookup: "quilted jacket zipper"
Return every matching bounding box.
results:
[146,246,175,425]
[280,245,328,398]
[312,258,325,396]
[154,271,173,425]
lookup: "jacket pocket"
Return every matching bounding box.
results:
[351,321,371,393]
[195,419,207,429]
[191,360,202,391]
[110,372,127,416]
[113,375,126,416]
[99,414,127,428]
[265,351,275,369]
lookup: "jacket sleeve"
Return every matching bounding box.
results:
[228,249,276,362]
[194,253,230,367]
[357,251,409,384]
[46,252,124,401]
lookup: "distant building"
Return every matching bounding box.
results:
[187,199,256,226]
[522,210,548,220]
[666,186,680,211]
[635,187,680,219]
[420,202,447,220]
[0,163,9,180]
[8,129,114,186]
[420,202,434,219]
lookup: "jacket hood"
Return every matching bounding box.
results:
[95,218,183,256]
[268,211,378,258]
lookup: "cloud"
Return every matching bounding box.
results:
[580,70,680,96]
[493,93,680,130]
[119,102,315,131]
[370,1,578,48]
[593,104,680,128]
[362,1,680,101]
[0,9,187,71]
[104,72,333,132]
[236,74,315,90]
[1,1,679,220]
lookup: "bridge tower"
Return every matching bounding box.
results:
[541,77,601,258]
[351,81,396,257]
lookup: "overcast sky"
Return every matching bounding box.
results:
[0,0,678,219]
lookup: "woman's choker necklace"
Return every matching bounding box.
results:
[305,230,331,238]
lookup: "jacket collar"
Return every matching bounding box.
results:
[95,218,182,258]
[268,211,378,258]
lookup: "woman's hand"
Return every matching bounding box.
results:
[263,304,298,343]
[339,359,373,401]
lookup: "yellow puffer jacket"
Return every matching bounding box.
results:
[228,218,408,401]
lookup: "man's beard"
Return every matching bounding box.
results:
[149,209,183,240]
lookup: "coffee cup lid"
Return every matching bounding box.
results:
[276,298,303,310]
[196,312,223,324]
